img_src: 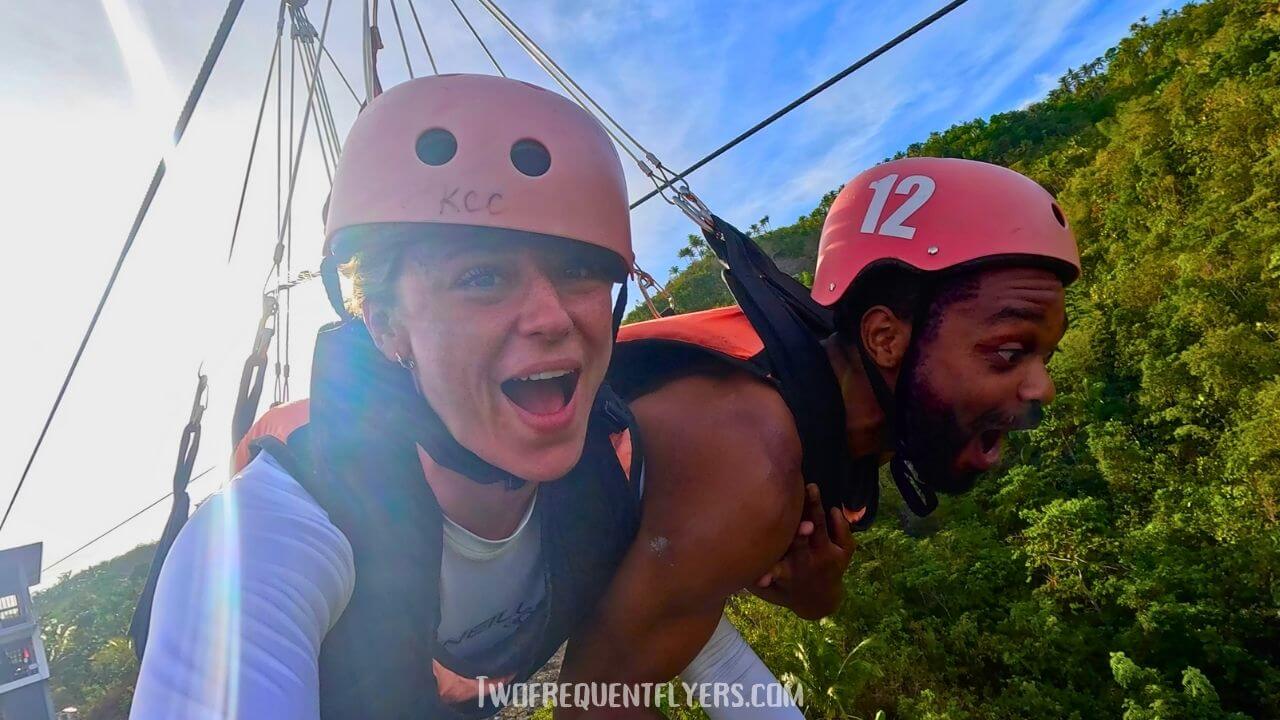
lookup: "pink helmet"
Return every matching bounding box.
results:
[324,74,632,267]
[811,157,1080,306]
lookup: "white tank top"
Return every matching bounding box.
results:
[438,490,547,667]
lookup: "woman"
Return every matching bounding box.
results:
[130,74,800,720]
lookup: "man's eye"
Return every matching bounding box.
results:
[996,348,1025,364]
[456,267,503,288]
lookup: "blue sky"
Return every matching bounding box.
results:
[0,0,1186,582]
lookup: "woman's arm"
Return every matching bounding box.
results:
[130,455,355,720]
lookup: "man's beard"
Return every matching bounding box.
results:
[892,348,1046,498]
[894,348,983,496]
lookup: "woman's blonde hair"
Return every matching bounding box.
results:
[339,241,407,317]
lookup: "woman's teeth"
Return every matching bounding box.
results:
[514,369,573,382]
[501,370,580,416]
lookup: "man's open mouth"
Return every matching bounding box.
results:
[979,428,1002,455]
[967,427,1006,471]
[501,369,580,416]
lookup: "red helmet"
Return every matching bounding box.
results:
[811,157,1080,306]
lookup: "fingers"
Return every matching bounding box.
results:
[805,484,829,550]
[750,584,785,605]
[756,558,787,588]
[830,506,854,553]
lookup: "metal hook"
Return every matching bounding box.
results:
[188,371,209,426]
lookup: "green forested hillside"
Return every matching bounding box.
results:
[36,1,1279,718]
[36,545,152,718]
[716,2,1280,718]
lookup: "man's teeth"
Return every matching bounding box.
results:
[515,369,573,382]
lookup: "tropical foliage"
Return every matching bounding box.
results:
[35,545,152,718]
[723,1,1280,718]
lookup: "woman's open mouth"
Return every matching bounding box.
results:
[500,369,581,430]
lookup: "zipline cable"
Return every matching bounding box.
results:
[277,12,283,276]
[405,0,440,75]
[301,13,346,157]
[304,2,343,164]
[295,41,333,183]
[227,2,287,262]
[388,0,416,78]
[471,0,714,230]
[294,39,334,183]
[629,0,971,210]
[275,35,285,403]
[473,0,647,158]
[266,0,336,290]
[292,7,342,182]
[42,466,219,574]
[0,0,248,537]
[471,0,647,175]
[451,0,504,77]
[321,45,363,105]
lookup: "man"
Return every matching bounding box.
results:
[557,156,1080,716]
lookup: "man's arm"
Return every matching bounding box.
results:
[557,374,804,717]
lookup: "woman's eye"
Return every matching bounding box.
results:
[561,263,603,282]
[456,266,503,288]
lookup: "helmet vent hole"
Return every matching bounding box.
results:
[416,128,457,166]
[1051,203,1067,228]
[511,139,551,177]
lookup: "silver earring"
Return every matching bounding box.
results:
[396,352,416,371]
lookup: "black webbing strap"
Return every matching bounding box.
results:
[231,295,278,447]
[598,382,645,514]
[701,216,877,522]
[321,252,348,319]
[852,333,938,517]
[130,373,208,660]
[248,434,311,484]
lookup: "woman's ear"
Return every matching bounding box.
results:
[860,305,912,373]
[362,299,409,365]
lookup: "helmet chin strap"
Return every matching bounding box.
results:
[850,298,940,518]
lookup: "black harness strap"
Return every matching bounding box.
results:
[130,373,208,660]
[701,216,878,526]
[303,318,640,719]
[231,295,277,448]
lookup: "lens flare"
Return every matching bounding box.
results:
[101,0,179,159]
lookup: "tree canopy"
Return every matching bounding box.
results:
[722,1,1280,717]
